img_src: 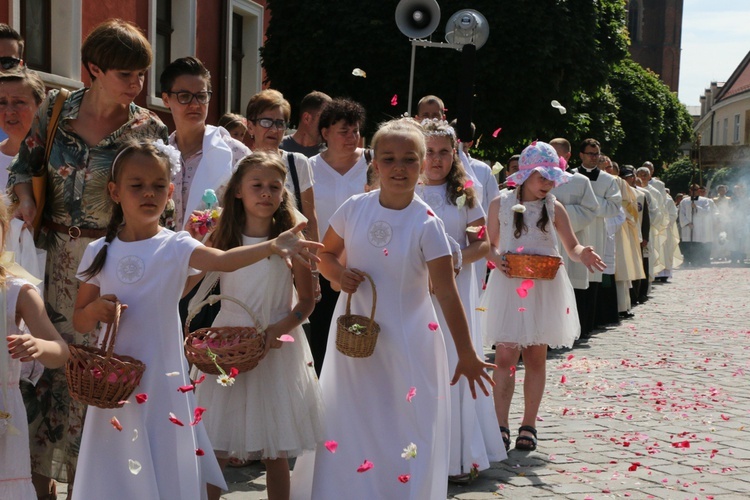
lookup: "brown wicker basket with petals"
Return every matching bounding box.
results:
[336,273,380,358]
[504,253,562,280]
[66,303,145,409]
[184,294,266,375]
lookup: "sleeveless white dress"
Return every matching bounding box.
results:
[481,192,580,348]
[291,192,453,500]
[195,235,324,459]
[0,277,37,499]
[417,184,506,473]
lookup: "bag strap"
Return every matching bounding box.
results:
[287,152,303,211]
[364,148,372,165]
[44,88,70,170]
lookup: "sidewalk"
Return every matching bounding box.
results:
[60,264,750,498]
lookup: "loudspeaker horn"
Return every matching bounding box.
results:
[395,0,441,40]
[445,9,489,50]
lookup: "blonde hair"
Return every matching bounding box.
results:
[371,118,426,160]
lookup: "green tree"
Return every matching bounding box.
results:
[661,157,699,195]
[261,0,630,161]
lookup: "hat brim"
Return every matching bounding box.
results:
[507,166,572,188]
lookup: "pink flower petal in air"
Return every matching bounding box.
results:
[516,246,524,253]
[518,307,526,312]
[390,95,398,106]
[196,448,205,456]
[427,209,434,216]
[278,335,295,342]
[428,322,439,331]
[168,412,184,427]
[487,261,497,270]
[521,279,535,290]
[383,248,389,256]
[492,127,502,138]
[135,393,148,404]
[406,387,416,402]
[509,366,516,377]
[194,374,206,386]
[464,180,474,189]
[177,384,195,393]
[560,375,567,383]
[191,407,207,426]
[357,460,374,473]
[567,354,574,361]
[398,474,411,483]
[516,287,528,298]
[477,226,486,239]
[325,440,338,453]
[110,416,123,432]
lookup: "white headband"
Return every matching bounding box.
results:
[420,118,456,139]
[110,139,182,178]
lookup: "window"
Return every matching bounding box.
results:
[733,114,740,143]
[722,118,728,145]
[714,121,719,144]
[627,0,643,43]
[10,0,83,88]
[20,0,51,72]
[147,0,196,109]
[225,1,263,115]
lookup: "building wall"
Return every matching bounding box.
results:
[627,0,683,92]
[695,93,750,147]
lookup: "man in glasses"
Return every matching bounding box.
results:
[0,24,24,143]
[573,138,622,338]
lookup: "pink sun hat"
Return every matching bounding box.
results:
[506,141,572,187]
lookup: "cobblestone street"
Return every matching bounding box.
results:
[59,264,750,499]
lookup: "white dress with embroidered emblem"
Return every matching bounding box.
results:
[290,192,453,500]
[417,184,506,473]
[0,278,37,500]
[195,235,324,459]
[481,192,580,348]
[72,229,225,500]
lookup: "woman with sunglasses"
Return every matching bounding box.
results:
[8,19,168,499]
[160,57,250,231]
[246,89,319,245]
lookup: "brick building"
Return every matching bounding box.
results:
[1,0,269,129]
[627,0,683,93]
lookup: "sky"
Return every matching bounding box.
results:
[679,0,750,107]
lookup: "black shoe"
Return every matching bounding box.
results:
[619,311,635,319]
[638,296,649,303]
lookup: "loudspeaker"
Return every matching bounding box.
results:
[445,9,490,50]
[395,0,441,39]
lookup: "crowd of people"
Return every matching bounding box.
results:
[0,18,746,500]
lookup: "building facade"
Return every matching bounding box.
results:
[627,0,683,93]
[1,0,269,128]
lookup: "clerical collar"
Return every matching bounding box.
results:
[578,166,600,181]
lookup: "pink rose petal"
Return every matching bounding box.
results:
[487,261,497,270]
[492,127,502,138]
[518,307,526,312]
[191,407,206,426]
[428,322,439,331]
[178,385,195,393]
[521,279,535,290]
[476,225,486,239]
[228,367,239,379]
[516,287,528,298]
[464,180,474,189]
[560,375,567,383]
[509,366,516,377]
[195,448,205,456]
[427,209,435,216]
[135,393,148,404]
[398,474,410,483]
[168,412,185,426]
[325,440,338,453]
[390,95,398,106]
[516,246,524,253]
[357,459,374,473]
[406,386,416,402]
[383,248,389,256]
[278,335,295,342]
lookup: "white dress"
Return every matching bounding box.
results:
[417,184,505,473]
[309,152,368,237]
[195,235,324,459]
[0,278,37,500]
[291,192,452,500]
[73,229,225,500]
[481,192,580,348]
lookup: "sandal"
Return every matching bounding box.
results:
[499,426,511,452]
[515,425,538,451]
[226,457,254,468]
[448,473,472,484]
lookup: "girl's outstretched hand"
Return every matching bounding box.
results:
[271,222,324,269]
[339,268,365,294]
[7,334,46,362]
[451,354,496,399]
[580,246,606,273]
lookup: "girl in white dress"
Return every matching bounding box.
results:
[192,151,324,500]
[482,141,604,452]
[0,204,69,500]
[71,141,321,500]
[417,119,505,480]
[291,118,495,500]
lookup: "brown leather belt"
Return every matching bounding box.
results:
[43,220,107,239]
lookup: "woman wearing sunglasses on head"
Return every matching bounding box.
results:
[160,57,250,231]
[246,89,319,245]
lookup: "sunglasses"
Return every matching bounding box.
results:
[0,56,21,70]
[251,118,288,130]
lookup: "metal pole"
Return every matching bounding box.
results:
[407,41,416,117]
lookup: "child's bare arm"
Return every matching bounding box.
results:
[462,217,489,266]
[8,284,69,368]
[264,259,316,351]
[554,201,605,272]
[72,283,123,334]
[318,226,364,294]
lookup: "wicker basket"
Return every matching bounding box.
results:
[66,303,145,409]
[184,294,266,375]
[504,253,562,280]
[336,273,380,358]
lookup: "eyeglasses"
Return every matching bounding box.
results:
[251,118,288,130]
[167,91,212,105]
[0,56,21,70]
[582,152,600,157]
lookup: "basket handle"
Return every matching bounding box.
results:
[344,272,377,332]
[99,302,122,360]
[185,294,266,334]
